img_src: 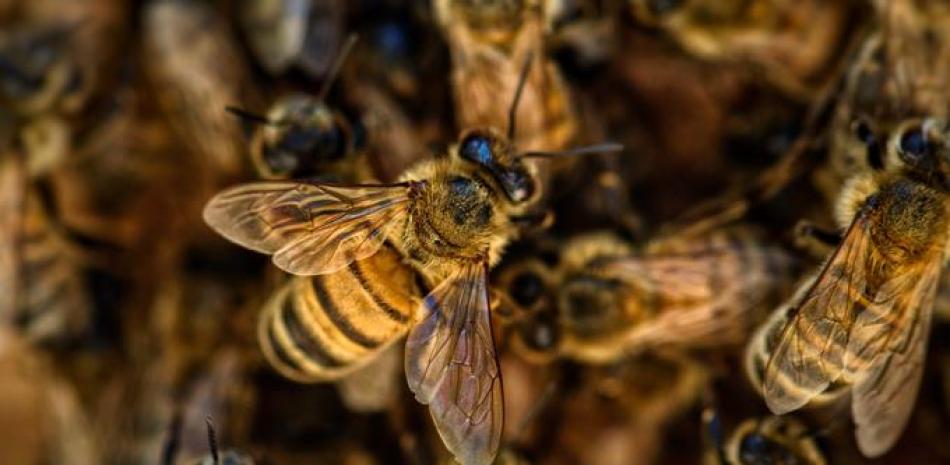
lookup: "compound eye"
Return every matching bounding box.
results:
[460,135,494,166]
[899,126,928,161]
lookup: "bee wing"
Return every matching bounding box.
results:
[763,208,880,414]
[848,256,940,457]
[405,262,503,465]
[203,181,411,275]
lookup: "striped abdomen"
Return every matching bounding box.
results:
[15,190,90,345]
[258,246,420,382]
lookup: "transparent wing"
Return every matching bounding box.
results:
[405,262,503,465]
[203,181,411,275]
[763,208,878,414]
[849,256,940,457]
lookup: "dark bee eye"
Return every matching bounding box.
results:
[460,135,494,166]
[510,271,543,306]
[899,127,928,160]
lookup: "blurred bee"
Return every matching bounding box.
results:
[227,36,367,182]
[0,0,125,176]
[759,118,950,457]
[702,408,827,465]
[0,152,89,346]
[627,0,853,99]
[237,0,345,78]
[143,0,258,178]
[499,229,798,364]
[204,64,621,465]
[433,0,579,155]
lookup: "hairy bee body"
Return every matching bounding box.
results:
[14,187,90,345]
[758,119,950,457]
[556,229,798,363]
[258,245,419,382]
[205,124,550,465]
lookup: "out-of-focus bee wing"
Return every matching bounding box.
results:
[203,181,411,275]
[405,262,503,465]
[848,255,940,457]
[763,207,886,414]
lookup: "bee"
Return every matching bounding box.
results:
[0,151,90,346]
[228,36,366,182]
[143,0,258,178]
[554,229,797,364]
[237,0,346,78]
[759,118,950,457]
[204,61,621,465]
[626,0,853,99]
[702,408,827,465]
[822,1,950,198]
[433,0,579,154]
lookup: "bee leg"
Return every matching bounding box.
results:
[793,220,841,258]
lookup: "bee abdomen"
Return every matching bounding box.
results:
[258,249,418,382]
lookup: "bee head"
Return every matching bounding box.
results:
[456,127,537,204]
[888,118,950,188]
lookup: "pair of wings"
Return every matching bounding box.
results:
[203,181,502,465]
[596,242,792,352]
[762,202,941,457]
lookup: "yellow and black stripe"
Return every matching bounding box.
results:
[258,245,420,382]
[15,189,90,345]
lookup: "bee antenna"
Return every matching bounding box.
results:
[206,416,220,465]
[508,53,534,141]
[317,34,359,102]
[520,142,624,159]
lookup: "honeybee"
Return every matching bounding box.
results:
[702,409,827,465]
[229,37,367,182]
[204,67,618,464]
[822,1,950,198]
[143,0,258,178]
[433,0,579,154]
[0,151,89,346]
[627,0,853,99]
[500,228,798,364]
[759,118,950,457]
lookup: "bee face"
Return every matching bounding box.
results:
[255,95,352,179]
[455,128,537,204]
